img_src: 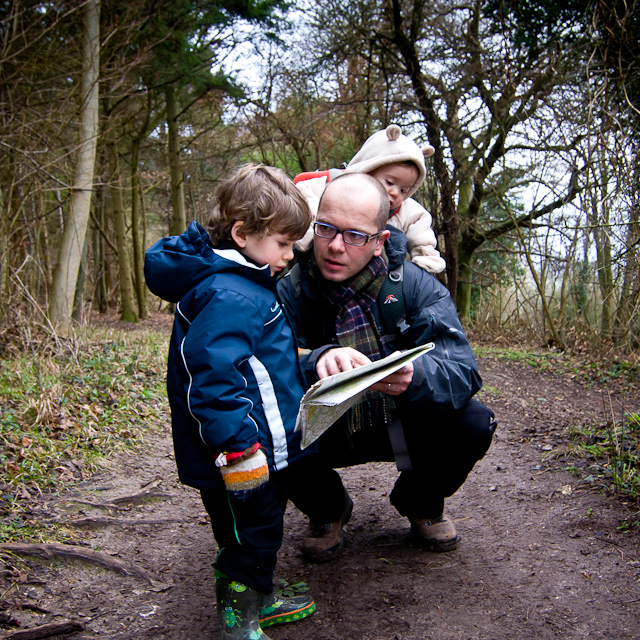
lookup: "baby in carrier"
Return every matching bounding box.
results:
[294,124,446,274]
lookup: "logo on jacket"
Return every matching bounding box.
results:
[270,302,280,312]
[383,294,399,305]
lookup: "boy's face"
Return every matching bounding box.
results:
[368,162,419,213]
[232,223,296,276]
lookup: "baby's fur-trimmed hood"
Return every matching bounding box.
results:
[345,125,434,199]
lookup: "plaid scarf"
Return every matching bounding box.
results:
[310,250,394,435]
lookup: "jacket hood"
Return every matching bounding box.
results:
[385,225,409,270]
[345,125,434,199]
[144,220,271,303]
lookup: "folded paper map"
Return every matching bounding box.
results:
[295,343,435,449]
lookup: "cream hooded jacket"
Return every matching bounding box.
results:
[294,124,446,274]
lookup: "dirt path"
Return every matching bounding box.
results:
[2,356,640,640]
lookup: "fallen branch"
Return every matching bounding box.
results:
[55,515,191,527]
[0,620,83,640]
[0,601,51,615]
[109,479,172,506]
[54,498,124,512]
[0,543,149,581]
[110,491,173,505]
[53,479,170,513]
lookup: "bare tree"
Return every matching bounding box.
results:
[294,0,588,319]
[48,0,100,333]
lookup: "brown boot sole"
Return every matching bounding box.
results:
[410,531,459,552]
[302,543,345,563]
[302,495,353,563]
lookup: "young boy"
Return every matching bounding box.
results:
[295,124,446,274]
[144,164,315,639]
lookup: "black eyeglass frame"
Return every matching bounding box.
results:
[313,222,383,247]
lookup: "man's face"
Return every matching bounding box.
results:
[313,188,389,283]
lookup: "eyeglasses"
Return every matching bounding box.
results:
[313,222,383,247]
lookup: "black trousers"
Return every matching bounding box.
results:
[200,471,288,594]
[287,397,496,523]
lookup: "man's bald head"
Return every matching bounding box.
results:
[313,172,391,282]
[319,173,390,230]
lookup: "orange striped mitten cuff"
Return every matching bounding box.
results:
[217,448,269,495]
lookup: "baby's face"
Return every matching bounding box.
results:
[368,162,419,214]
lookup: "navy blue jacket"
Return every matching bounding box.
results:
[277,226,482,411]
[145,221,308,490]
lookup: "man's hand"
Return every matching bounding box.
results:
[316,348,414,396]
[371,363,414,396]
[316,347,372,379]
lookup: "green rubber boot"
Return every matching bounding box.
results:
[259,591,316,628]
[216,577,272,639]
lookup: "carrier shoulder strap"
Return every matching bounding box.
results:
[293,168,344,184]
[378,263,410,338]
[378,262,412,472]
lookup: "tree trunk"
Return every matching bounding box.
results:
[92,204,108,313]
[130,136,147,319]
[614,167,640,347]
[455,175,476,314]
[166,83,187,234]
[593,225,614,336]
[107,141,138,323]
[585,147,615,337]
[48,0,100,333]
[559,228,580,324]
[72,236,89,323]
[456,248,473,321]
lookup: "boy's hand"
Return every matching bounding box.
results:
[215,443,269,496]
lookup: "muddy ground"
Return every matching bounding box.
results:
[2,348,640,639]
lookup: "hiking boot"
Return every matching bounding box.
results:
[259,591,315,628]
[410,514,459,552]
[216,577,273,638]
[301,492,353,563]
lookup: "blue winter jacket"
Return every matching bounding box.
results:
[144,221,309,491]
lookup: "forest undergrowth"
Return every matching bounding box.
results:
[0,321,169,543]
[1,314,638,545]
[470,323,640,507]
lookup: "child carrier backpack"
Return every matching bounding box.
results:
[377,263,410,340]
[293,168,345,185]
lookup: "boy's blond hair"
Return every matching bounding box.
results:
[207,164,312,246]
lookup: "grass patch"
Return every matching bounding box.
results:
[473,344,640,390]
[0,327,169,543]
[474,344,640,504]
[568,412,640,501]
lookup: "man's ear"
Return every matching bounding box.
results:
[373,229,391,257]
[230,221,247,248]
